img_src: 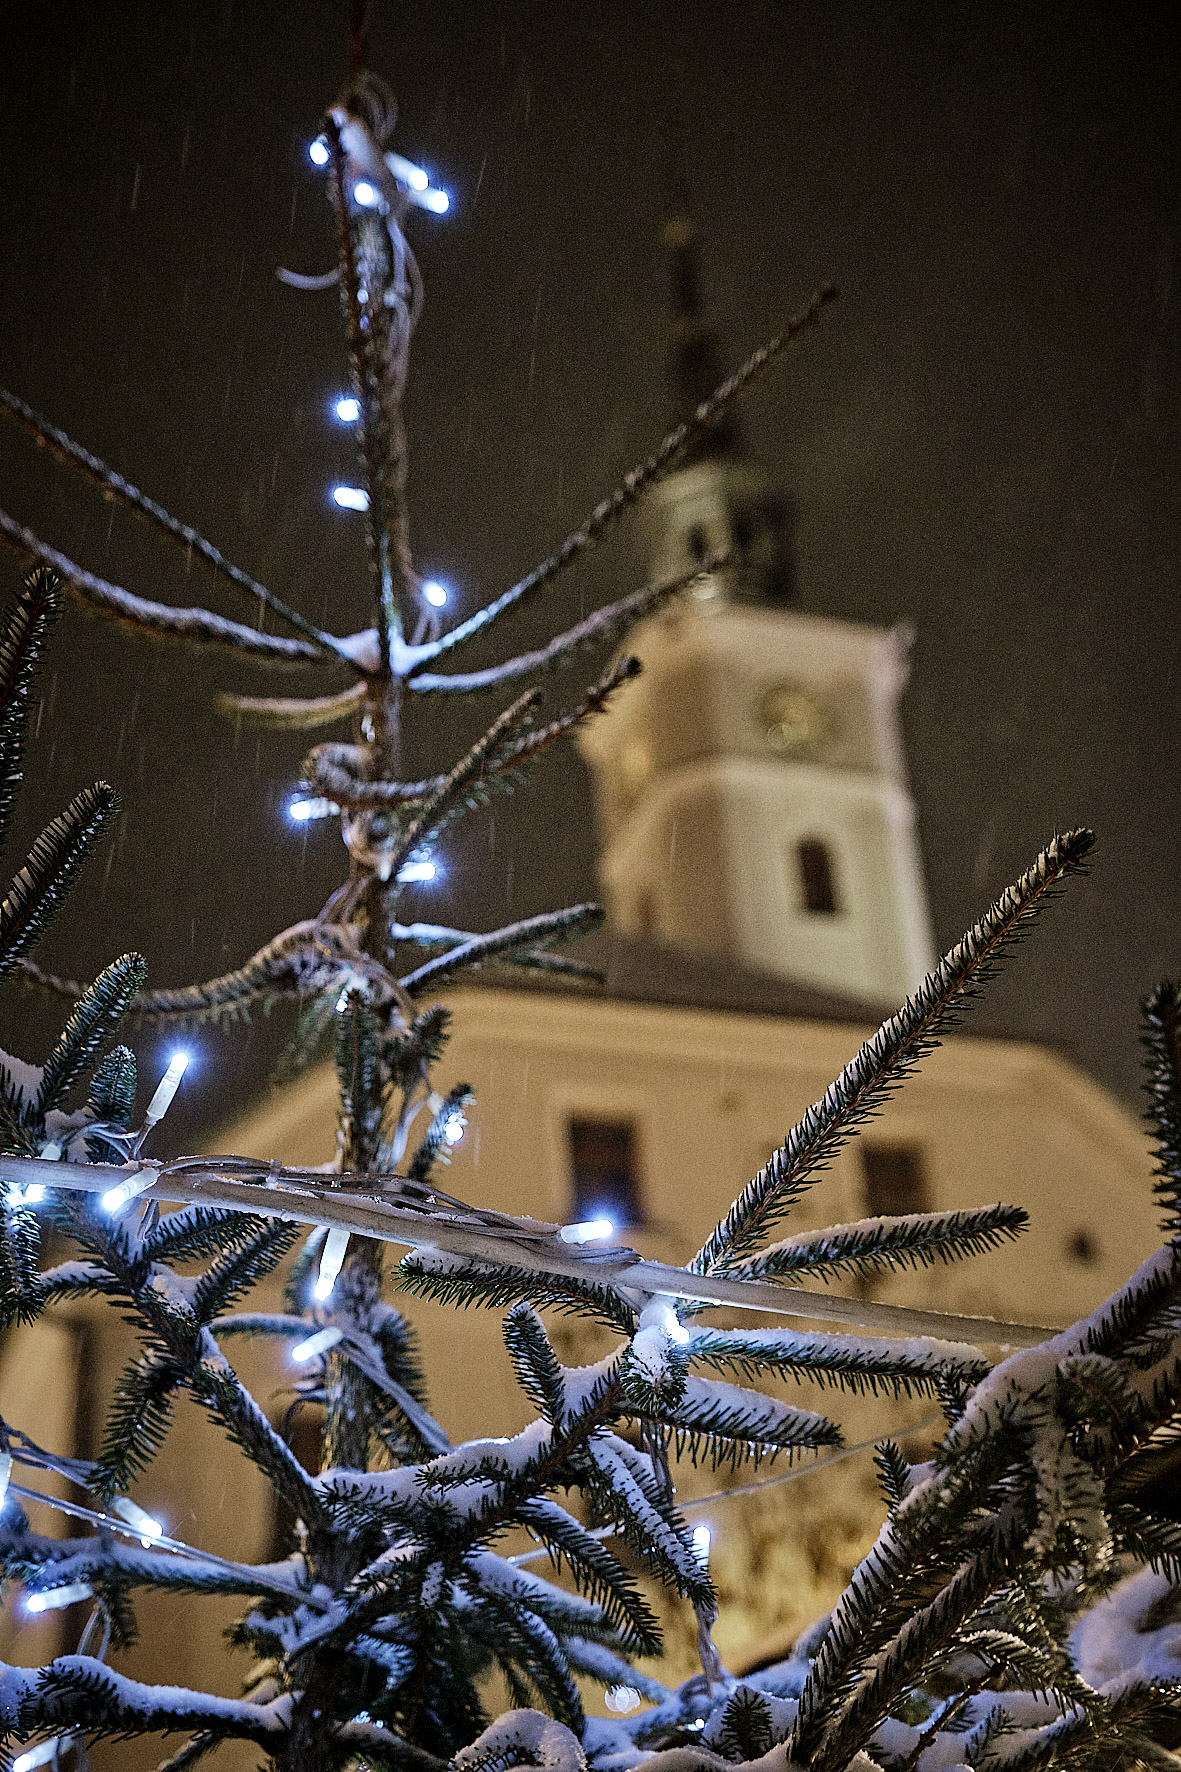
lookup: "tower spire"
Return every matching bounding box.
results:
[662,202,743,459]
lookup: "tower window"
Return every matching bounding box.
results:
[797,838,839,915]
[860,1144,928,1218]
[686,523,710,565]
[568,1117,644,1227]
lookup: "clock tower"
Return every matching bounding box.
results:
[578,211,935,1008]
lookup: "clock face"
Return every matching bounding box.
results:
[756,682,837,759]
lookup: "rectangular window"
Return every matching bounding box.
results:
[860,1143,928,1217]
[796,839,839,915]
[568,1117,644,1227]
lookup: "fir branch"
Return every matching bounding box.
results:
[23,1656,295,1752]
[305,655,640,809]
[1142,983,1181,1239]
[400,904,603,994]
[13,919,346,1024]
[729,1204,1028,1287]
[694,829,1095,1273]
[0,567,57,858]
[395,1248,637,1334]
[516,1497,662,1656]
[630,1375,841,1471]
[387,690,540,884]
[35,952,146,1114]
[412,285,838,671]
[686,1325,990,1398]
[0,509,323,662]
[0,386,344,655]
[0,782,120,976]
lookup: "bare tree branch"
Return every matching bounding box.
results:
[410,284,838,672]
[0,510,325,663]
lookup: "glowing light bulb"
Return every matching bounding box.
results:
[422,580,448,608]
[397,858,436,883]
[112,1497,164,1547]
[26,1582,92,1613]
[691,1524,711,1564]
[332,485,370,512]
[442,1112,466,1146]
[145,1053,189,1126]
[289,796,335,823]
[308,137,330,167]
[291,1326,344,1363]
[334,395,361,424]
[353,180,379,208]
[384,150,429,192]
[314,1227,350,1301]
[416,187,450,214]
[559,1218,614,1245]
[102,1165,160,1215]
[14,1740,71,1772]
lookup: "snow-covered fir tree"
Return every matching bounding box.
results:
[0,30,1180,1772]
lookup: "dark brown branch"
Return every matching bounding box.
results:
[411,284,838,672]
[0,386,343,656]
[304,655,640,810]
[405,555,723,695]
[0,510,324,664]
[213,681,367,729]
[399,903,604,994]
[385,689,539,882]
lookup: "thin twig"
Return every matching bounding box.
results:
[0,387,343,656]
[0,511,323,663]
[412,285,838,671]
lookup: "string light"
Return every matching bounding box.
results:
[333,395,361,424]
[397,858,436,883]
[332,485,370,512]
[414,187,450,214]
[559,1218,614,1245]
[26,1582,93,1613]
[14,1739,77,1772]
[352,181,380,208]
[442,1111,466,1146]
[605,1687,642,1715]
[384,149,429,192]
[101,1164,159,1215]
[314,1227,350,1301]
[292,1326,344,1363]
[308,137,330,167]
[111,1497,164,1548]
[422,580,448,608]
[145,1052,190,1129]
[691,1524,712,1566]
[289,796,336,822]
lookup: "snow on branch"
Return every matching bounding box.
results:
[0,510,324,663]
[0,386,344,657]
[411,284,838,672]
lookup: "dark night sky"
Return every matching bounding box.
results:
[0,0,1179,1150]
